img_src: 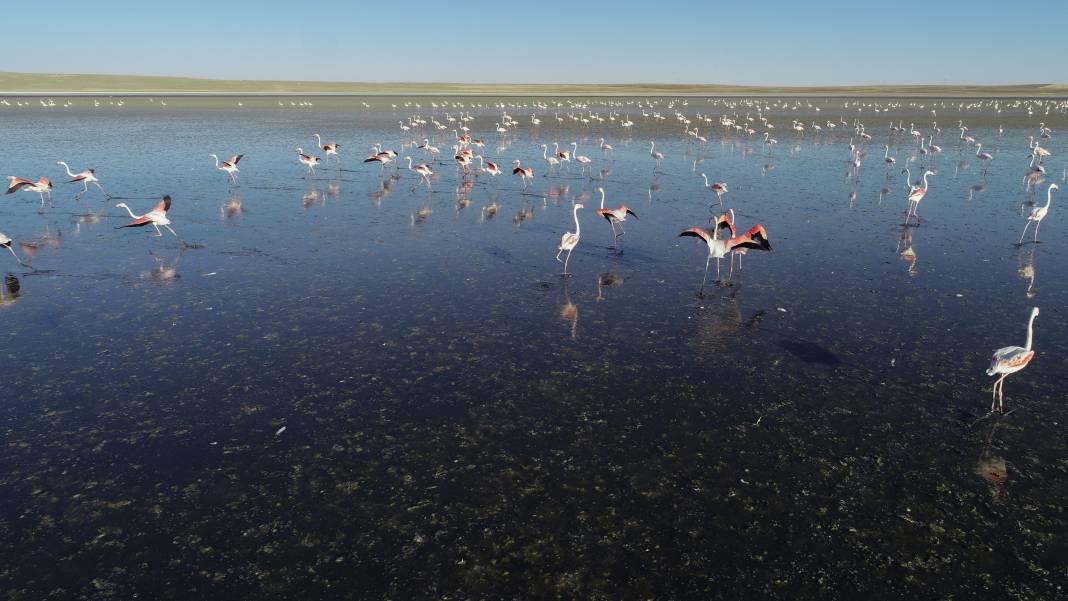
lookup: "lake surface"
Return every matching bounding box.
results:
[1,96,1066,599]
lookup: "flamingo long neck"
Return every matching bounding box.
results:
[599,189,605,209]
[1024,312,1037,351]
[975,144,982,156]
[921,172,930,189]
[406,157,413,170]
[315,134,322,148]
[702,174,709,188]
[1044,186,1055,210]
[211,154,221,168]
[58,162,76,177]
[543,146,549,159]
[477,156,484,168]
[117,204,138,218]
[573,206,581,236]
[884,146,889,159]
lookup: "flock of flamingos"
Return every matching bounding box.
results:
[1,96,1063,414]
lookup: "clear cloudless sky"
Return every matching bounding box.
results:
[3,0,1065,85]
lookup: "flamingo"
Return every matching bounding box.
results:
[700,173,728,206]
[599,138,613,154]
[0,231,30,267]
[476,156,501,177]
[56,161,106,196]
[986,307,1039,413]
[1019,184,1057,244]
[884,145,896,166]
[209,153,243,184]
[679,212,771,285]
[905,170,935,225]
[649,141,664,170]
[418,139,440,160]
[404,157,434,189]
[554,141,571,165]
[314,133,340,163]
[975,143,993,173]
[541,144,560,173]
[763,132,778,150]
[6,176,53,209]
[296,147,321,174]
[594,187,637,243]
[454,149,472,175]
[512,160,534,189]
[572,142,592,177]
[115,195,177,238]
[555,202,584,275]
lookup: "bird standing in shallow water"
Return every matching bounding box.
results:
[1019,184,1057,245]
[986,307,1039,413]
[556,203,584,275]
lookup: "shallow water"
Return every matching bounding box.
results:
[1,96,1067,599]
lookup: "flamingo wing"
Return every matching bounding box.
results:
[6,177,34,194]
[152,195,172,213]
[117,216,152,228]
[229,154,244,165]
[679,227,713,244]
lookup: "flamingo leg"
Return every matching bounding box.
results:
[163,224,178,238]
[563,247,573,275]
[1034,221,1041,242]
[152,223,163,237]
[556,248,564,262]
[81,180,89,193]
[93,181,108,196]
[998,375,1006,413]
[1019,221,1031,245]
[5,244,28,267]
[701,255,711,288]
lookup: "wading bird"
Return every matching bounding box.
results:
[115,195,177,238]
[314,133,339,163]
[572,142,592,177]
[1019,184,1057,244]
[56,161,106,196]
[594,187,637,243]
[513,160,534,189]
[905,170,935,226]
[209,153,243,184]
[701,173,728,205]
[296,148,321,175]
[649,141,664,170]
[556,203,584,275]
[404,156,434,189]
[986,307,1039,413]
[6,176,53,209]
[679,212,771,285]
[541,144,560,174]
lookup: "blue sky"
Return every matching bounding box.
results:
[3,0,1065,85]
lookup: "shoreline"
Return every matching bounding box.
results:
[1,73,1066,98]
